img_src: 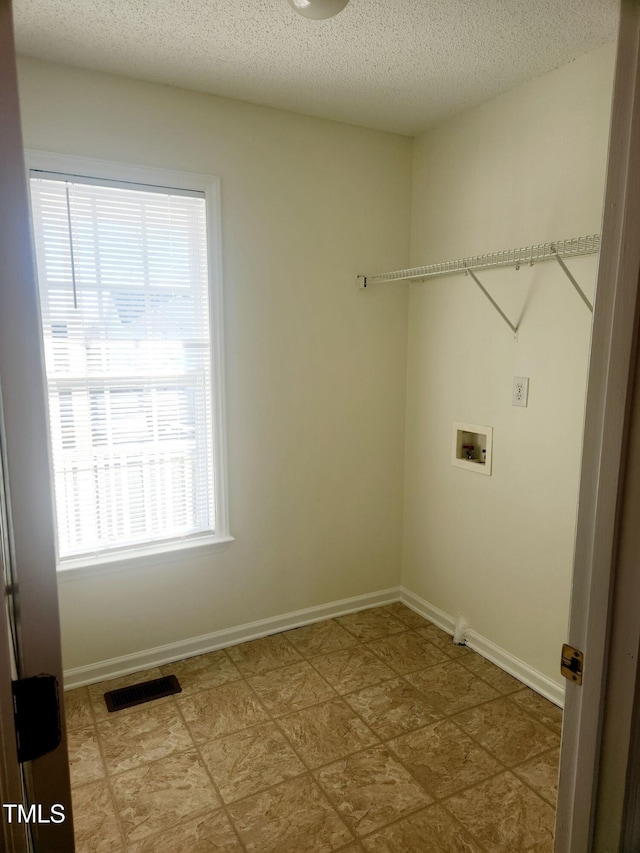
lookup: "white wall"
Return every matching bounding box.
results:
[402,43,616,686]
[16,58,412,671]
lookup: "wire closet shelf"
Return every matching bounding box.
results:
[358,234,601,287]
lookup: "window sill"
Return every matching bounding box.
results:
[56,534,235,582]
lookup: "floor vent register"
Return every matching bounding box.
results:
[103,674,181,712]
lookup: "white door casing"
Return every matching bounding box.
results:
[555,1,640,850]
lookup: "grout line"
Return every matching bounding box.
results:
[354,802,492,853]
[343,798,434,846]
[440,693,559,762]
[171,692,249,852]
[436,800,493,853]
[266,695,383,774]
[376,711,556,840]
[509,745,562,807]
[506,690,564,738]
[83,687,129,851]
[436,767,556,850]
[422,705,561,817]
[302,649,397,698]
[121,747,228,851]
[231,673,358,845]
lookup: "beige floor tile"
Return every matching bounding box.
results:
[200,721,305,803]
[126,809,243,852]
[415,624,471,658]
[278,698,378,768]
[514,747,560,805]
[285,619,359,657]
[336,608,406,641]
[361,804,484,852]
[344,678,442,740]
[96,701,193,775]
[388,719,503,799]
[445,771,555,852]
[459,652,524,694]
[159,650,241,695]
[380,603,429,630]
[67,613,558,852]
[177,680,269,743]
[453,696,560,766]
[248,660,336,715]
[68,726,105,787]
[368,631,450,675]
[311,647,396,695]
[511,688,563,735]
[64,687,94,731]
[315,744,432,837]
[226,633,302,675]
[111,750,220,844]
[88,669,165,722]
[72,779,124,853]
[228,774,353,852]
[405,661,499,715]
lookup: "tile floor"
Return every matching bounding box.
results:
[65,603,562,852]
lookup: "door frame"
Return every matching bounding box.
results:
[555,0,640,850]
[0,1,75,849]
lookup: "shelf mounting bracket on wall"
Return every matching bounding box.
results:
[465,266,519,336]
[552,246,594,312]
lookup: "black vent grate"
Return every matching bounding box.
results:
[104,674,181,712]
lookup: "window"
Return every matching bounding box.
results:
[28,156,230,570]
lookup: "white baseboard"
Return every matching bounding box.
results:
[465,630,565,707]
[64,583,565,708]
[400,586,565,708]
[63,587,402,689]
[401,587,456,635]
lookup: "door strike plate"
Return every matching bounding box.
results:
[561,644,584,685]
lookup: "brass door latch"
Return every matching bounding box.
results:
[561,644,584,685]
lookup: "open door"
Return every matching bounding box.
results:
[0,1,75,850]
[555,1,640,850]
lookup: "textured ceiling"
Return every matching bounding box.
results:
[13,0,619,136]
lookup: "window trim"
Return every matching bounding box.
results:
[25,151,233,575]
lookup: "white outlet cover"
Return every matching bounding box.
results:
[512,376,529,407]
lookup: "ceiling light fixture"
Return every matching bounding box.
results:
[286,0,350,20]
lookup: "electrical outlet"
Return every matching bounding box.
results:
[512,376,529,407]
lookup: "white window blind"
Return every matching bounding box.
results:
[30,174,216,562]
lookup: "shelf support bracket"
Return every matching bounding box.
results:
[466,267,518,336]
[552,249,593,312]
